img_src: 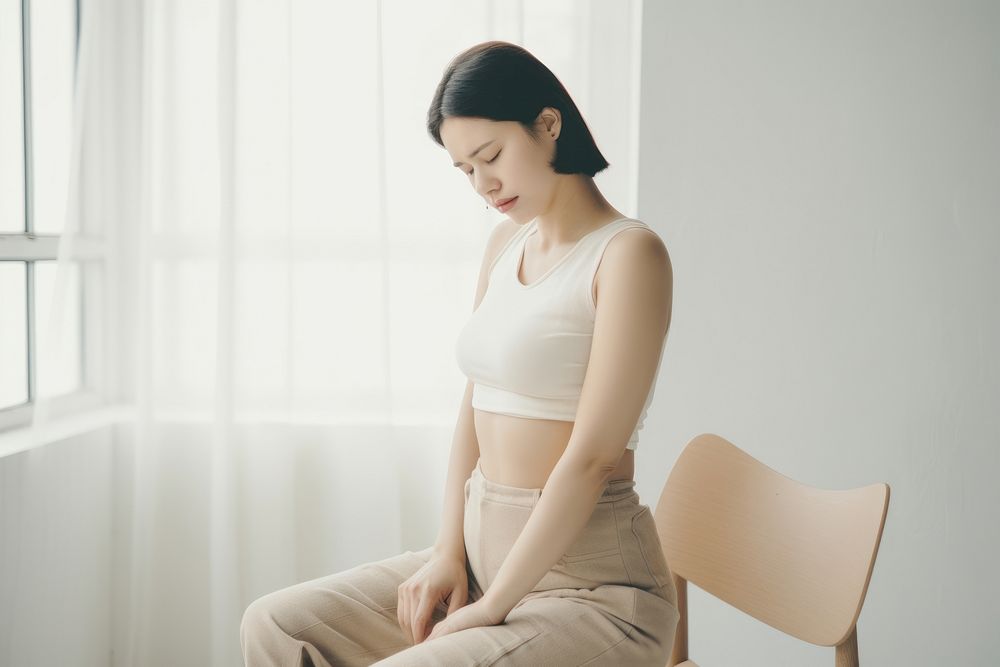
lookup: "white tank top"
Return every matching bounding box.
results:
[454,217,666,451]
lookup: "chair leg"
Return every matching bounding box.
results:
[835,625,859,667]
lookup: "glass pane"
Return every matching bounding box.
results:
[0,261,28,408]
[0,0,25,233]
[29,0,76,234]
[35,259,81,398]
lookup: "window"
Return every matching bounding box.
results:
[1,0,100,433]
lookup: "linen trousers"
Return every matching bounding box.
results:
[241,459,679,666]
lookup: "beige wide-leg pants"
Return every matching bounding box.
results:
[241,459,679,666]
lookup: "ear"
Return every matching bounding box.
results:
[536,106,562,139]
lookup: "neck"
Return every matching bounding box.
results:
[531,175,623,247]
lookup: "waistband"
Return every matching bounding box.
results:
[470,459,638,508]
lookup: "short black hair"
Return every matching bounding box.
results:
[427,41,610,178]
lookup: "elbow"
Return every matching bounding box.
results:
[565,448,623,483]
[562,429,629,481]
[593,457,623,481]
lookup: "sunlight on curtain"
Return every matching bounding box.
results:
[10,1,643,665]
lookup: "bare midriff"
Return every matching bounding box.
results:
[474,409,634,489]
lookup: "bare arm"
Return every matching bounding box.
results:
[432,379,480,560]
[433,219,520,560]
[482,228,673,619]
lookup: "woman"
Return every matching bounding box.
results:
[241,40,677,666]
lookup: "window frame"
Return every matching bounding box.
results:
[0,0,102,435]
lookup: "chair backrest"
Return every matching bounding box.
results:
[654,433,890,665]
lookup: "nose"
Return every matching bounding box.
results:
[473,170,499,201]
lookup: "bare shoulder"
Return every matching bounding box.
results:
[593,225,672,307]
[606,226,670,269]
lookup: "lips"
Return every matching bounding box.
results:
[495,196,518,211]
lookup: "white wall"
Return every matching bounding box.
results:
[636,1,999,664]
[0,430,114,666]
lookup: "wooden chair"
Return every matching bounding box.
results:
[654,433,890,666]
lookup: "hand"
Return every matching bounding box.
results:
[397,552,469,645]
[423,597,505,643]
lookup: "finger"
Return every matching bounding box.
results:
[396,585,404,635]
[429,615,448,641]
[411,594,435,644]
[398,588,413,644]
[447,585,467,615]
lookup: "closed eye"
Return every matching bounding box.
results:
[464,150,501,176]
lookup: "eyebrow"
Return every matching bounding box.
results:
[452,139,495,167]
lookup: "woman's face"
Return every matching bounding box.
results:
[440,113,559,222]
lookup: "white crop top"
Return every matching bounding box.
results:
[454,217,667,451]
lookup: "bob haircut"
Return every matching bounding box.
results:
[427,41,610,178]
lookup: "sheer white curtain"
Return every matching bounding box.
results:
[11,0,642,665]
